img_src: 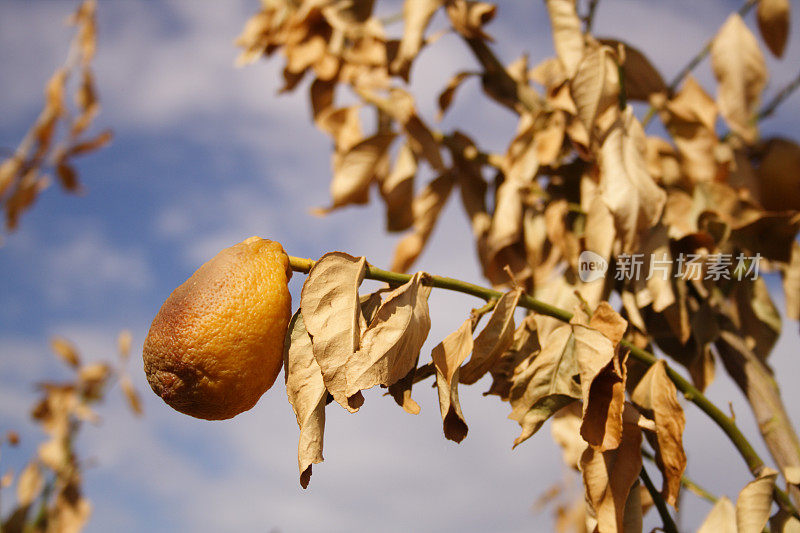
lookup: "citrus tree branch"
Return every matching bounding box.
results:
[640,466,679,533]
[287,254,800,519]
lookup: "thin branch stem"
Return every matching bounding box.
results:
[583,0,601,34]
[641,448,717,504]
[641,466,679,533]
[287,255,800,520]
[757,69,800,122]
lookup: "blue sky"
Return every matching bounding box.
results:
[1,1,799,531]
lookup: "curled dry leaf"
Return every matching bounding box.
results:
[579,410,642,533]
[346,271,432,399]
[437,71,476,120]
[599,107,667,253]
[391,0,445,80]
[16,461,44,507]
[710,13,767,144]
[570,45,619,139]
[284,310,327,488]
[736,467,778,533]
[460,288,522,385]
[598,38,666,102]
[445,0,496,40]
[757,0,790,58]
[546,0,584,78]
[51,337,81,368]
[484,313,540,400]
[432,318,474,442]
[391,172,455,272]
[698,496,736,533]
[508,324,581,447]
[117,329,132,361]
[631,359,686,507]
[550,402,586,470]
[379,141,417,232]
[120,377,143,417]
[756,138,800,212]
[300,252,366,412]
[783,242,800,321]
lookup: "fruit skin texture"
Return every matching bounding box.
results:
[143,236,292,420]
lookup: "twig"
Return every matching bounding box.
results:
[757,69,800,122]
[583,0,601,34]
[641,448,718,504]
[641,466,680,533]
[287,254,800,520]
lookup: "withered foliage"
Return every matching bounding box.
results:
[0,0,111,234]
[0,333,141,533]
[246,0,800,529]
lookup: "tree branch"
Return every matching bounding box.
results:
[640,466,679,533]
[287,254,800,520]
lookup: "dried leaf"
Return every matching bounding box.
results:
[391,0,444,80]
[571,45,619,137]
[733,277,781,361]
[783,242,800,321]
[546,0,584,77]
[550,402,586,470]
[508,324,581,447]
[432,318,474,442]
[698,496,736,533]
[756,138,800,212]
[379,142,417,232]
[484,314,540,400]
[284,310,327,488]
[599,107,667,252]
[300,252,366,412]
[67,129,113,156]
[437,71,475,120]
[757,0,790,58]
[460,288,522,384]
[16,462,44,507]
[736,467,778,533]
[579,413,642,533]
[631,360,686,506]
[445,0,496,40]
[346,272,432,398]
[599,38,666,101]
[317,132,396,213]
[117,330,132,361]
[51,337,80,368]
[710,13,767,144]
[391,172,455,272]
[120,377,143,416]
[55,160,81,192]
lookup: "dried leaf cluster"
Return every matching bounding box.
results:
[0,0,111,234]
[241,0,800,529]
[0,332,141,533]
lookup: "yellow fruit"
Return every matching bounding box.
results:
[143,236,292,420]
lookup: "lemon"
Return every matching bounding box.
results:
[143,236,292,420]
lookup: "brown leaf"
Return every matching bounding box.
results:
[316,106,363,152]
[51,337,80,368]
[300,252,366,412]
[445,0,496,40]
[599,107,667,252]
[783,242,800,321]
[67,129,113,156]
[16,462,44,507]
[546,0,584,77]
[550,402,587,470]
[55,159,81,192]
[117,329,132,361]
[437,71,476,120]
[284,310,327,488]
[508,324,581,447]
[379,142,417,232]
[460,288,522,384]
[580,412,642,533]
[391,172,455,272]
[736,467,778,533]
[574,323,625,451]
[589,302,628,346]
[317,132,396,213]
[698,496,736,533]
[710,13,767,144]
[757,0,790,58]
[599,38,667,102]
[484,313,540,400]
[756,138,800,212]
[120,377,143,417]
[732,277,781,361]
[391,0,445,80]
[571,45,620,138]
[346,272,432,398]
[432,318,474,442]
[631,360,686,507]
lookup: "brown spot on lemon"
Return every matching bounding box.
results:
[143,236,292,420]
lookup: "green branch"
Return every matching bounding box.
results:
[287,255,799,520]
[641,448,717,504]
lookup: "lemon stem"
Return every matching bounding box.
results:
[287,255,799,519]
